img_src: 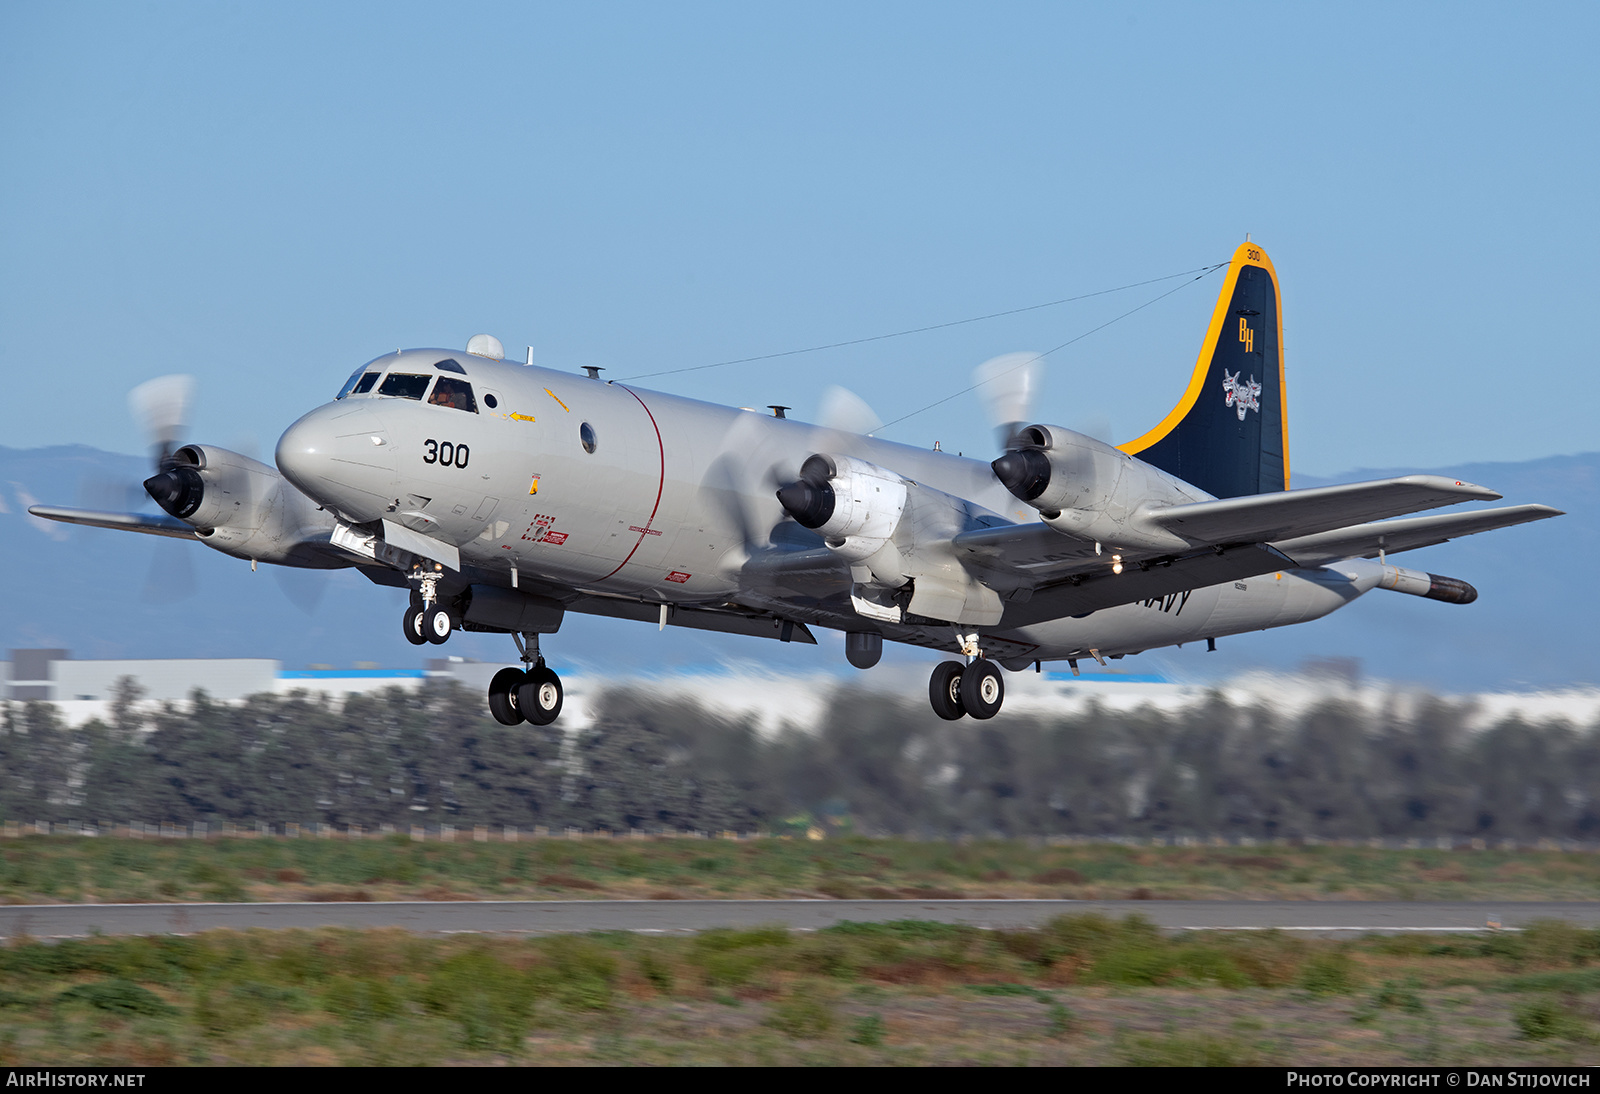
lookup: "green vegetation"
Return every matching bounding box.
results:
[6,831,1600,903]
[4,915,1600,1065]
[3,678,1599,844]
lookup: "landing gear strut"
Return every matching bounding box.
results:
[401,562,456,646]
[487,631,564,727]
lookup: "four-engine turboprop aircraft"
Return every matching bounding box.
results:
[31,242,1561,724]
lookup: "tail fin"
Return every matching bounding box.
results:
[1119,241,1289,498]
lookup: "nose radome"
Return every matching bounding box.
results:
[275,403,397,521]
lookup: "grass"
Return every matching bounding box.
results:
[5,834,1600,904]
[6,915,1600,1064]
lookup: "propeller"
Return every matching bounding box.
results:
[973,352,1043,451]
[128,374,196,472]
[816,385,882,436]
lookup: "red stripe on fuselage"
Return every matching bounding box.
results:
[597,385,666,582]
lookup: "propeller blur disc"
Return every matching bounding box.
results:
[973,352,1043,450]
[127,374,195,468]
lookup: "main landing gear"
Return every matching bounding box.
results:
[402,562,457,646]
[928,632,1005,721]
[487,631,564,726]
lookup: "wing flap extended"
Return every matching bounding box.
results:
[1144,475,1500,545]
[998,543,1296,629]
[1273,504,1563,567]
[27,505,197,540]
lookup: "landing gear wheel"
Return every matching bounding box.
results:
[515,666,563,726]
[929,661,967,720]
[424,606,454,645]
[403,606,427,646]
[960,658,1004,720]
[488,667,527,726]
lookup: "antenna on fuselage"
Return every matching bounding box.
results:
[584,366,604,380]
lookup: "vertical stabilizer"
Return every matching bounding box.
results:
[1119,241,1289,497]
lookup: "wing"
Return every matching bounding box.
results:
[27,505,197,540]
[951,475,1532,628]
[1272,504,1564,567]
[1142,475,1501,545]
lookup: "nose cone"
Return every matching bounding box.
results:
[276,403,397,522]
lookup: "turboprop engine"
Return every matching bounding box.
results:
[776,454,908,564]
[991,424,1195,553]
[143,444,339,566]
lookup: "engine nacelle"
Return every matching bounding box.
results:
[144,444,340,566]
[991,424,1195,554]
[776,453,907,563]
[991,424,1132,516]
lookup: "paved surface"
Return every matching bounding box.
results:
[0,900,1595,939]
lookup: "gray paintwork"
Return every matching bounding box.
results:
[30,342,1562,687]
[267,350,1551,666]
[0,899,1587,939]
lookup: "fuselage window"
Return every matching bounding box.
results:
[352,372,380,394]
[377,373,433,400]
[335,364,367,399]
[428,377,477,412]
[483,393,499,409]
[580,422,597,454]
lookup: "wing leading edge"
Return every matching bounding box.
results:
[27,505,197,540]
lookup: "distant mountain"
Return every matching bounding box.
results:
[0,445,1591,692]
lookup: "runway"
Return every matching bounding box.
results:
[1,899,1595,940]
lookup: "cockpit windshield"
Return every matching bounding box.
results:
[427,376,477,412]
[377,373,432,400]
[335,364,367,399]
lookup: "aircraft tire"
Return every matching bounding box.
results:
[928,661,967,721]
[516,667,564,726]
[960,659,1004,720]
[424,606,453,644]
[488,667,526,726]
[403,607,428,646]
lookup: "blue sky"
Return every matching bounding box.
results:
[3,2,1595,476]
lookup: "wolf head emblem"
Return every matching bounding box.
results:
[1222,369,1262,421]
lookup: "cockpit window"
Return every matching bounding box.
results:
[428,376,477,413]
[335,364,367,399]
[352,372,380,394]
[433,358,467,375]
[377,373,433,400]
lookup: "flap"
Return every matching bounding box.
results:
[998,542,1297,629]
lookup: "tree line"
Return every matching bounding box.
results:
[1,677,1597,840]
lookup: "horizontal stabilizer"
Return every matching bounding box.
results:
[27,505,196,540]
[1272,504,1563,567]
[1145,475,1500,546]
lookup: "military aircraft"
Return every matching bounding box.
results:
[31,241,1561,725]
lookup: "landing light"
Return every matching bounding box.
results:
[1111,554,1123,575]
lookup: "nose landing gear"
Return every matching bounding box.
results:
[401,562,457,646]
[487,631,564,726]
